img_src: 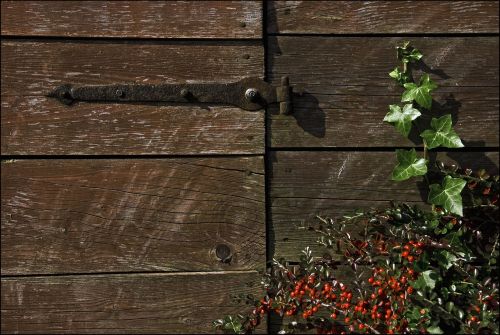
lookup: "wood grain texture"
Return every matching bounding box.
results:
[268,36,499,148]
[1,40,264,155]
[1,271,264,334]
[1,1,262,39]
[1,158,265,275]
[267,1,499,34]
[270,151,499,261]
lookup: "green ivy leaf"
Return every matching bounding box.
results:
[408,48,423,62]
[384,104,421,137]
[412,270,438,291]
[389,67,410,85]
[401,74,437,109]
[420,114,464,149]
[428,176,467,216]
[435,250,457,270]
[397,41,423,63]
[421,270,438,289]
[392,149,427,181]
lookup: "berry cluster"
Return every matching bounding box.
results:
[400,240,424,263]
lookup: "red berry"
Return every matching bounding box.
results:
[401,251,409,258]
[344,317,350,323]
[331,313,337,319]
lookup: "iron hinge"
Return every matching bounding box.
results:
[48,76,293,114]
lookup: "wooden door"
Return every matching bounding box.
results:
[1,1,499,334]
[1,1,265,333]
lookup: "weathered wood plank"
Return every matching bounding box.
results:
[1,1,262,39]
[270,151,499,261]
[268,36,499,148]
[1,271,264,334]
[1,40,264,155]
[267,1,499,34]
[1,158,265,275]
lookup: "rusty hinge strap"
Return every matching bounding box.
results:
[48,77,293,114]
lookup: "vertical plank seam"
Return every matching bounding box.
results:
[262,1,273,333]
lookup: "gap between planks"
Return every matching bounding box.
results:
[1,270,260,279]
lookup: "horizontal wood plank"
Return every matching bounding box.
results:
[268,36,499,148]
[1,1,262,39]
[1,271,263,334]
[1,158,265,275]
[270,151,499,261]
[1,40,264,155]
[267,1,499,34]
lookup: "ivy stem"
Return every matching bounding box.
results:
[488,234,499,267]
[422,143,431,187]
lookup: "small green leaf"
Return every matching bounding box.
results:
[392,149,428,181]
[384,104,421,137]
[408,48,423,62]
[445,301,454,312]
[389,67,400,79]
[435,250,457,270]
[421,270,438,289]
[456,308,464,320]
[427,325,444,334]
[396,41,422,63]
[428,176,467,216]
[420,114,464,149]
[389,67,410,85]
[401,74,437,109]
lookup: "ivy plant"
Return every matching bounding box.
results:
[384,41,465,215]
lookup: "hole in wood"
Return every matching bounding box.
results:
[215,244,232,263]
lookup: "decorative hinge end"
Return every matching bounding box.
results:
[276,76,293,115]
[47,85,74,105]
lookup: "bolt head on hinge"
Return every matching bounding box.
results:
[115,89,125,98]
[245,88,259,102]
[180,88,191,98]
